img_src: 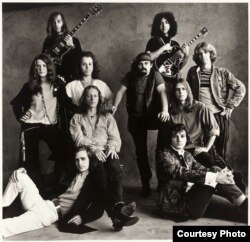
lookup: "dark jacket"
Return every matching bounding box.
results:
[156,147,207,217]
[42,36,82,82]
[10,79,80,130]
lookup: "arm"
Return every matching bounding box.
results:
[158,150,207,183]
[224,69,246,110]
[10,84,30,122]
[106,113,122,153]
[112,85,127,114]
[156,83,169,122]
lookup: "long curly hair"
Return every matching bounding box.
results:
[46,12,69,37]
[76,51,100,79]
[28,53,56,94]
[193,42,217,65]
[171,78,194,114]
[150,12,177,38]
[79,85,104,114]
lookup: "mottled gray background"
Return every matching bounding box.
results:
[2,3,248,187]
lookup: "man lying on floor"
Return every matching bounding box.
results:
[2,149,139,238]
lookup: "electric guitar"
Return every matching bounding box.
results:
[154,27,208,77]
[46,4,103,65]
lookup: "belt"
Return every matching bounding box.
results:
[52,199,63,219]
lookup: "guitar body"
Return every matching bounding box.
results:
[45,4,103,66]
[154,46,184,77]
[47,39,73,65]
[154,27,208,78]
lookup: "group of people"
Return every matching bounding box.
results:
[3,9,248,238]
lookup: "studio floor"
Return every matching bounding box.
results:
[3,184,247,241]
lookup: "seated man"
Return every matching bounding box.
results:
[2,149,139,238]
[156,123,248,223]
[70,85,127,208]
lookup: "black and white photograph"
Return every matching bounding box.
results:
[1,0,248,240]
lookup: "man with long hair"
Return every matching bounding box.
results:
[157,79,246,192]
[70,85,139,231]
[146,12,189,100]
[187,42,246,161]
[42,11,82,83]
[3,149,138,237]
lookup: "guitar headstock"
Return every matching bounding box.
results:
[199,27,208,36]
[89,4,103,16]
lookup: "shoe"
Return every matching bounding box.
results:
[239,198,248,223]
[112,216,139,231]
[121,202,136,217]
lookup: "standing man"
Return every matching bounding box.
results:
[187,42,246,161]
[42,12,82,83]
[3,149,138,238]
[112,52,169,197]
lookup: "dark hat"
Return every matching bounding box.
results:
[135,52,152,62]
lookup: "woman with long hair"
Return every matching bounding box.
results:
[10,53,75,196]
[66,51,113,109]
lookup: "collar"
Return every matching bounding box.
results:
[170,146,185,156]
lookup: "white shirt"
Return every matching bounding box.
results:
[66,79,113,106]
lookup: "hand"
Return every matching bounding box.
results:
[181,43,190,56]
[193,147,208,156]
[68,215,82,225]
[158,110,170,122]
[10,168,27,183]
[220,108,233,120]
[163,43,172,52]
[94,148,107,162]
[111,105,117,115]
[20,110,32,123]
[106,147,119,159]
[216,168,235,185]
[64,34,74,47]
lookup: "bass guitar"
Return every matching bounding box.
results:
[154,27,208,77]
[46,4,103,65]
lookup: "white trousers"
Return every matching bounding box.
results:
[2,173,58,238]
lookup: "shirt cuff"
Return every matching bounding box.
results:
[205,172,218,188]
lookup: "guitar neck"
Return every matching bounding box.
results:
[185,33,204,48]
[69,13,91,36]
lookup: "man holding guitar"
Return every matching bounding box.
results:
[145,12,189,101]
[42,11,83,83]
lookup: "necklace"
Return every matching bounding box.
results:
[41,86,58,124]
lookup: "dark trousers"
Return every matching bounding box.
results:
[186,182,243,219]
[20,123,75,187]
[90,156,123,214]
[128,116,152,185]
[213,113,230,162]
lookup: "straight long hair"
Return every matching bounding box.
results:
[171,79,194,114]
[46,12,69,37]
[79,85,105,115]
